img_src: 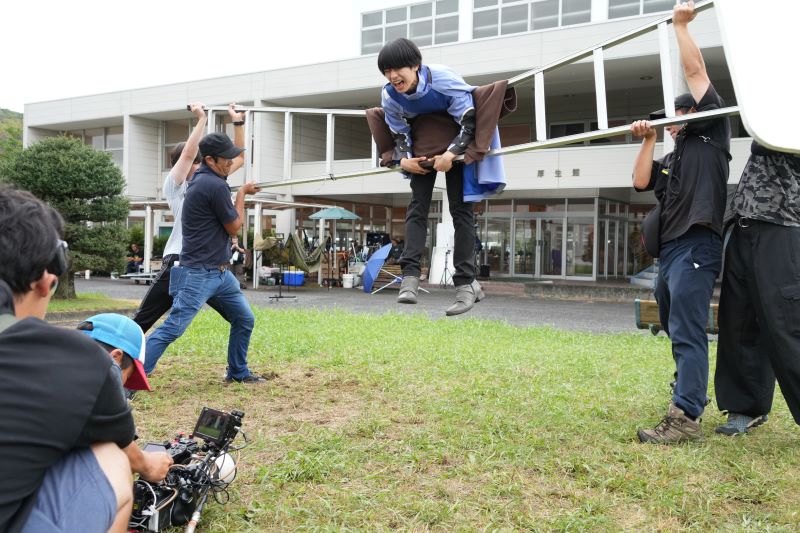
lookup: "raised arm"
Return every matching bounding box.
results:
[228,103,247,174]
[630,120,658,190]
[672,0,710,103]
[172,103,207,186]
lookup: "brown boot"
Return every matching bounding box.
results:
[638,402,702,444]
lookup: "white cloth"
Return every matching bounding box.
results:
[162,171,188,257]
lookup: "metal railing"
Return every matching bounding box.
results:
[207,1,730,192]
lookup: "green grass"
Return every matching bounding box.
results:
[46,292,138,313]
[131,307,800,532]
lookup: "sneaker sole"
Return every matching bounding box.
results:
[637,430,702,444]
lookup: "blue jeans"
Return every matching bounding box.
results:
[654,226,722,418]
[144,266,255,380]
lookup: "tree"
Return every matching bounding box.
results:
[0,136,129,298]
[0,109,23,170]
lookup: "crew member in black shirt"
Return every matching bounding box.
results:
[629,0,731,444]
[0,187,136,532]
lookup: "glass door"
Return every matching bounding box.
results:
[485,217,511,276]
[537,218,564,277]
[513,219,536,276]
[565,219,594,278]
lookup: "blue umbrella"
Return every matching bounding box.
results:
[362,243,393,293]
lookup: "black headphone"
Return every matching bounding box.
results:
[48,240,69,277]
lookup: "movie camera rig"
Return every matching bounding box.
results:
[128,408,247,533]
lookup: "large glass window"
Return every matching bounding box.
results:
[435,15,459,43]
[67,126,124,168]
[361,1,460,54]
[474,0,589,39]
[163,119,192,170]
[609,0,673,19]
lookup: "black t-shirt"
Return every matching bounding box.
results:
[0,317,136,533]
[638,84,731,241]
[180,164,238,268]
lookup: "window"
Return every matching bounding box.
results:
[561,0,590,26]
[67,126,125,168]
[501,4,528,35]
[474,0,589,39]
[551,118,631,146]
[609,0,673,19]
[361,1,459,54]
[163,120,193,170]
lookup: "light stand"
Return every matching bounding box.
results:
[440,249,453,289]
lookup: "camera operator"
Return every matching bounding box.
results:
[0,186,134,532]
[77,313,174,481]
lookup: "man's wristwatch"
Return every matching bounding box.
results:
[233,120,245,126]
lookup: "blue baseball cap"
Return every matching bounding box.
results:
[79,313,152,391]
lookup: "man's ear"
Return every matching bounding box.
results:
[109,348,124,366]
[32,271,58,298]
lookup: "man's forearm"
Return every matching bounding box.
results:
[632,137,656,189]
[230,190,247,234]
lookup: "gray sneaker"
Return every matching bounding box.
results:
[397,275,420,304]
[445,280,485,316]
[638,402,702,444]
[715,413,768,436]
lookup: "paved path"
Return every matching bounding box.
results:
[76,277,645,335]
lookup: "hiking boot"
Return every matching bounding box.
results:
[397,276,420,304]
[445,280,485,316]
[224,373,268,384]
[714,413,768,436]
[638,402,702,444]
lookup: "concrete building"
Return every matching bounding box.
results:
[23,0,748,281]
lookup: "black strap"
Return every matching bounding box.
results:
[697,134,732,162]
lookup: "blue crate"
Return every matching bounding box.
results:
[282,271,305,286]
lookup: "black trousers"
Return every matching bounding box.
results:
[715,221,800,423]
[133,255,228,334]
[399,164,476,286]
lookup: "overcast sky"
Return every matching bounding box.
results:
[1,0,362,113]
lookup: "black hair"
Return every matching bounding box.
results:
[0,186,65,295]
[170,142,201,168]
[377,38,422,73]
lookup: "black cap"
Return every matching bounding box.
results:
[649,92,696,120]
[199,132,244,159]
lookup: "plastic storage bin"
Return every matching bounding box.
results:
[282,271,305,286]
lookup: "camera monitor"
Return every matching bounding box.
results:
[193,407,231,446]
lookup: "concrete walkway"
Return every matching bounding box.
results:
[73,277,649,335]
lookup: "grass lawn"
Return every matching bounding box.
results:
[46,292,138,313]
[132,307,800,532]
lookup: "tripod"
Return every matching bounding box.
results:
[440,249,454,288]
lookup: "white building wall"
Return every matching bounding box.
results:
[125,116,161,199]
[253,110,287,183]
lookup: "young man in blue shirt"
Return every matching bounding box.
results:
[379,38,505,316]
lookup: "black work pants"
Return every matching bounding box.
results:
[400,164,476,286]
[715,221,800,423]
[133,255,227,334]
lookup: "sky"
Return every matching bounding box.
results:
[1,0,363,113]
